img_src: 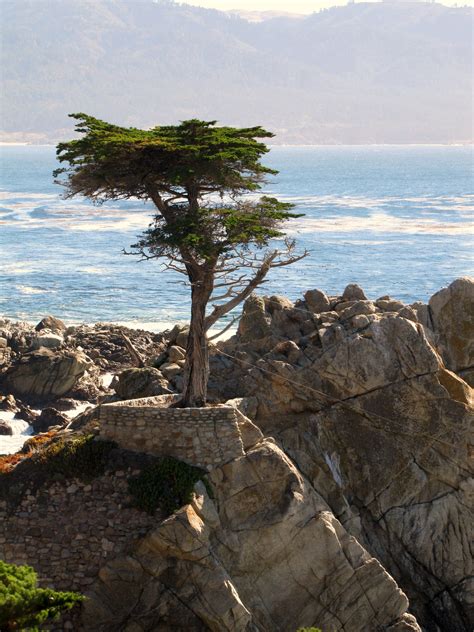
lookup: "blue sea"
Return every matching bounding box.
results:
[0,145,472,329]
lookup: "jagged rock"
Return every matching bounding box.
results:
[237,294,272,343]
[114,367,172,400]
[342,283,367,301]
[338,299,377,320]
[0,347,12,367]
[304,288,330,313]
[398,306,418,322]
[176,328,189,349]
[160,362,182,380]
[376,299,405,312]
[33,407,68,433]
[35,315,67,333]
[429,276,474,374]
[82,440,420,632]
[5,348,91,400]
[168,345,186,363]
[266,294,293,313]
[14,402,38,424]
[211,282,473,630]
[0,394,19,413]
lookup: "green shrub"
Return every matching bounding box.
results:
[35,434,116,481]
[296,628,322,632]
[128,456,212,515]
[0,560,84,631]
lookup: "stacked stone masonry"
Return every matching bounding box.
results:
[0,469,157,595]
[98,396,246,469]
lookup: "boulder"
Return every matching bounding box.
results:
[31,333,64,350]
[35,315,67,333]
[429,277,474,373]
[342,283,367,301]
[266,295,293,313]
[376,299,405,312]
[0,421,12,436]
[114,367,172,400]
[160,362,182,380]
[14,402,38,424]
[304,288,330,313]
[0,394,19,413]
[168,345,186,363]
[5,349,91,400]
[32,407,68,433]
[176,328,189,349]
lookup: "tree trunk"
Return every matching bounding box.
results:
[179,277,212,407]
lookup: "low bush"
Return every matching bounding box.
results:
[128,456,212,515]
[0,560,84,631]
[38,434,116,480]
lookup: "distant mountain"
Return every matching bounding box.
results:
[1,0,472,144]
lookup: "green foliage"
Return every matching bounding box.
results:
[296,628,322,632]
[128,456,212,515]
[39,434,116,481]
[54,114,300,262]
[0,560,83,631]
[55,115,277,200]
[134,196,301,261]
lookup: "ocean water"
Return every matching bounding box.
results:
[0,145,472,329]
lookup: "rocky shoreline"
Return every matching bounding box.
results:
[0,277,472,631]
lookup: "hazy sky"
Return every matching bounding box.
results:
[183,0,473,12]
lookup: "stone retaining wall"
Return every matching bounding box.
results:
[0,466,157,598]
[98,396,246,469]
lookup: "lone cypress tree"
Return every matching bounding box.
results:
[55,115,307,407]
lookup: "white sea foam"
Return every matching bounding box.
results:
[287,213,473,236]
[0,412,33,455]
[1,263,37,275]
[15,285,50,295]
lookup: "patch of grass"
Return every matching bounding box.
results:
[128,456,212,516]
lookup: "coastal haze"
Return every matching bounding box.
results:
[1,0,472,144]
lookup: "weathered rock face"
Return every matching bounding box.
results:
[5,348,91,400]
[208,281,474,631]
[237,294,273,345]
[82,440,420,632]
[429,277,474,378]
[114,367,172,401]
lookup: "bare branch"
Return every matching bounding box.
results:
[204,247,309,330]
[208,315,240,341]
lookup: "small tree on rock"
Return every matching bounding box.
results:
[0,560,84,630]
[55,115,307,407]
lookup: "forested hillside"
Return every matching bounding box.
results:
[1,0,471,143]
